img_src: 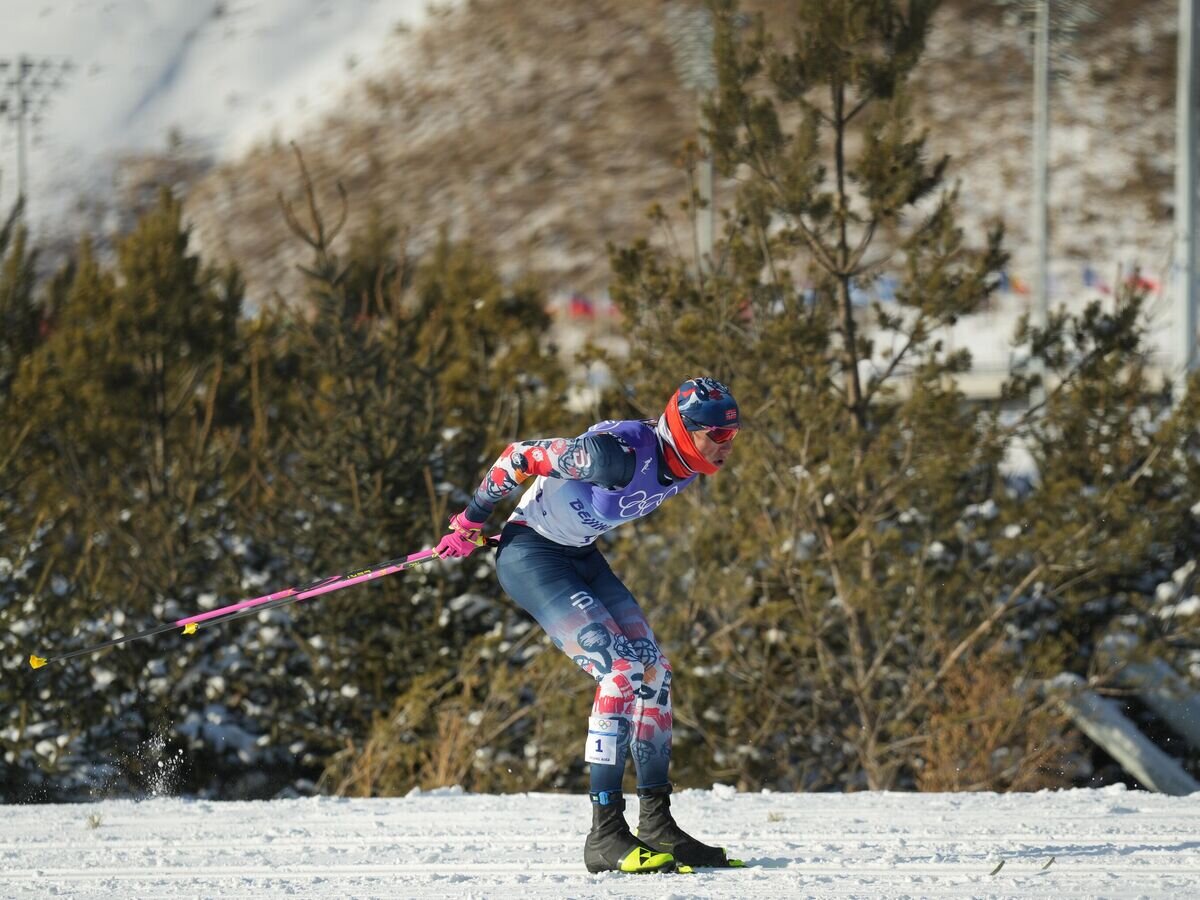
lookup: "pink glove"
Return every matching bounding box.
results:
[433,511,487,559]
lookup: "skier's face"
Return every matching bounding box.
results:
[692,427,736,469]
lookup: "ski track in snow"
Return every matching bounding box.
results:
[1,786,1198,898]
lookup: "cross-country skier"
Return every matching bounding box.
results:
[433,377,741,874]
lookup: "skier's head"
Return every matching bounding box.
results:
[657,376,740,476]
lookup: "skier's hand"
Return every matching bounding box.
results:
[433,511,487,559]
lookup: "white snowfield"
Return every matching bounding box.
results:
[1,785,1198,898]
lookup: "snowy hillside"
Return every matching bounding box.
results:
[4,0,1183,356]
[1,786,1198,898]
[159,0,1185,376]
[0,0,437,223]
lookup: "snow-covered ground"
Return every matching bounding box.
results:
[1,786,1197,898]
[0,0,439,225]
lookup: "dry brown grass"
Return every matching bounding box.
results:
[320,626,595,797]
[916,645,1080,793]
[185,0,705,307]
[170,0,1174,313]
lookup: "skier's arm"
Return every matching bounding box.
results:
[434,433,634,559]
[464,433,635,524]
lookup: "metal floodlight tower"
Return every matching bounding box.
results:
[1177,0,1199,376]
[998,0,1097,403]
[1030,0,1051,405]
[666,3,718,274]
[0,55,73,219]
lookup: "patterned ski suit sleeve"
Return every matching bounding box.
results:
[464,433,635,524]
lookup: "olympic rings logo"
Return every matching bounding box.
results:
[617,487,679,519]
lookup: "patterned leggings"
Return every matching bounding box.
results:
[494,523,672,794]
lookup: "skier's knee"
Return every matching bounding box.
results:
[593,658,643,713]
[607,657,645,700]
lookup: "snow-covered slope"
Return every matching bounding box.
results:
[2,1,1187,379]
[0,0,435,223]
[1,786,1198,898]
[3,1,1179,313]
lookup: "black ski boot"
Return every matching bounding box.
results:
[584,791,676,874]
[635,784,741,868]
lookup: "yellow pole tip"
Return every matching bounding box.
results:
[29,655,48,669]
[182,623,198,636]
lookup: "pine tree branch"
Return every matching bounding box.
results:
[862,316,926,404]
[844,95,871,125]
[0,416,33,477]
[845,220,878,275]
[892,561,1047,727]
[729,71,841,276]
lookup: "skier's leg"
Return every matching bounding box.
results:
[586,559,737,868]
[496,534,638,794]
[494,526,673,873]
[584,562,673,792]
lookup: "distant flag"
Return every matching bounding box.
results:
[568,294,595,319]
[1126,272,1161,295]
[1082,265,1111,294]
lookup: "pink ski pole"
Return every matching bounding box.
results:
[29,539,495,670]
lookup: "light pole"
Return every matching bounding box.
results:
[0,55,72,219]
[1002,0,1096,401]
[1030,0,1050,404]
[1176,0,1199,375]
[666,3,717,274]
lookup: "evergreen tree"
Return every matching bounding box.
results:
[592,0,1200,793]
[1,191,263,800]
[596,0,1107,792]
[1006,294,1200,749]
[0,200,40,402]
[265,149,570,793]
[11,190,243,589]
